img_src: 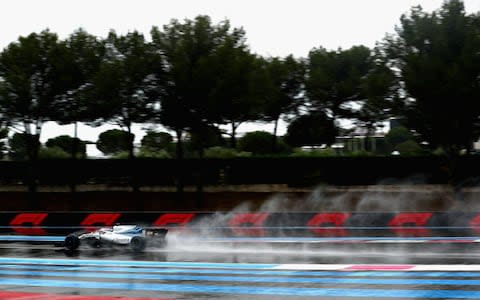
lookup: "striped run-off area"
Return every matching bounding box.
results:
[3,258,480,298]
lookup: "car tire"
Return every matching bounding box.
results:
[131,236,146,252]
[64,234,80,251]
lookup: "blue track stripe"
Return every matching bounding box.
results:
[4,264,480,277]
[1,277,480,298]
[0,257,276,269]
[0,236,64,242]
[2,269,480,286]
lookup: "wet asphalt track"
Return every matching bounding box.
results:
[1,236,480,299]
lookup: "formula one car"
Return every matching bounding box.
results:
[63,225,168,252]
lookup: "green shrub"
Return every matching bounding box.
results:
[111,151,129,159]
[385,126,415,149]
[45,135,87,158]
[238,131,290,155]
[38,147,70,159]
[433,147,446,156]
[204,146,251,158]
[346,150,375,157]
[97,129,134,155]
[290,148,336,157]
[140,131,173,151]
[274,138,293,155]
[396,140,427,156]
[137,149,172,158]
[187,126,226,152]
[284,112,337,147]
[8,133,35,160]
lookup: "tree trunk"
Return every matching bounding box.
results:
[69,122,79,194]
[26,134,40,209]
[127,125,135,160]
[230,122,237,149]
[176,130,184,160]
[127,125,139,194]
[175,129,184,200]
[272,118,279,153]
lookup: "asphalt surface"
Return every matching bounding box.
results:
[1,235,480,299]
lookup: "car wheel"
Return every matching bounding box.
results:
[131,236,146,252]
[64,234,80,251]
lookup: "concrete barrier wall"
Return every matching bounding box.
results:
[2,211,480,237]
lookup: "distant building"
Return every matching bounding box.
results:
[335,129,387,153]
[389,117,404,130]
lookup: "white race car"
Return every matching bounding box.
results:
[63,225,168,252]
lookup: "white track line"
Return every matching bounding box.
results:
[273,264,480,271]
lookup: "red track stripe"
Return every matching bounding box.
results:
[0,291,172,300]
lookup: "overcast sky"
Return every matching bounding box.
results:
[1,0,480,154]
[2,0,479,57]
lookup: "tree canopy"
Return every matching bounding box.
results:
[305,45,372,120]
[96,129,134,156]
[284,112,338,147]
[89,30,163,158]
[381,0,480,154]
[0,2,479,160]
[0,30,74,160]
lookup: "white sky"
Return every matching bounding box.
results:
[1,0,479,155]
